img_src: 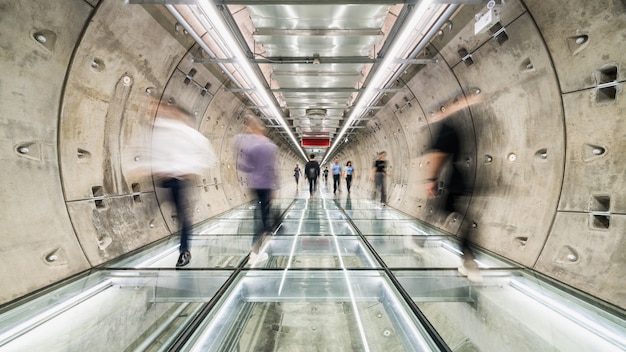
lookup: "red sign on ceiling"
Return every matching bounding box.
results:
[301,138,330,147]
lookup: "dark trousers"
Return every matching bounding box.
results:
[254,189,272,248]
[346,175,352,192]
[447,191,473,257]
[308,177,317,194]
[161,178,191,254]
[374,172,386,203]
[333,174,340,193]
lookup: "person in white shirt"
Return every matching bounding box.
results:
[150,104,217,267]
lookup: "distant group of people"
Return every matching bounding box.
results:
[294,155,358,197]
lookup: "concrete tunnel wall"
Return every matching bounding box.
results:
[1,0,624,310]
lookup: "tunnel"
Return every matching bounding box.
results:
[1,0,625,350]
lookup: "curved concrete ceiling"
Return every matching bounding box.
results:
[1,0,625,314]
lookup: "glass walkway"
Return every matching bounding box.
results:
[2,185,626,351]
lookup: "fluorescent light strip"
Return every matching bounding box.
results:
[323,0,437,164]
[166,7,260,115]
[441,241,489,268]
[324,207,371,352]
[134,244,180,268]
[196,1,309,161]
[0,280,113,346]
[409,225,431,236]
[510,279,626,349]
[380,279,436,350]
[278,200,307,295]
[189,280,245,352]
[360,241,379,268]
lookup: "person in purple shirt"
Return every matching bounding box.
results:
[235,115,278,265]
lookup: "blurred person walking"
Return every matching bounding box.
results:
[423,94,483,281]
[150,103,217,267]
[304,154,320,197]
[370,151,388,205]
[235,115,278,265]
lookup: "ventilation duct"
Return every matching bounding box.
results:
[306,108,327,118]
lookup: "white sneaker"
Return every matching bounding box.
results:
[248,252,269,266]
[458,262,483,282]
[247,252,257,265]
[255,252,269,264]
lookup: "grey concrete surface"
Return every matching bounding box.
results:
[0,0,625,314]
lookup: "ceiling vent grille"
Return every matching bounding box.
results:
[306,108,327,118]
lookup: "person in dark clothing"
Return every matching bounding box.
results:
[331,158,342,194]
[370,151,388,204]
[304,154,320,197]
[323,167,329,184]
[424,94,483,281]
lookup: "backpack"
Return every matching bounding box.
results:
[307,165,317,179]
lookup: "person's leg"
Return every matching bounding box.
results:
[448,192,481,282]
[309,178,314,195]
[164,178,192,266]
[253,189,271,252]
[346,175,352,193]
[259,189,272,233]
[380,175,386,203]
[333,174,339,193]
[253,190,265,245]
[375,172,385,203]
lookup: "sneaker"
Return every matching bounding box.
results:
[248,252,269,266]
[176,251,191,267]
[458,262,482,282]
[255,252,269,264]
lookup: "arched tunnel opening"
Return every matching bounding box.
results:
[1,0,626,350]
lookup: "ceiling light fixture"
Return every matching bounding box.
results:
[167,2,308,161]
[322,0,449,164]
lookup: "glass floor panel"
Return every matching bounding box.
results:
[353,219,445,236]
[344,208,417,220]
[276,219,357,236]
[255,235,379,269]
[395,270,626,352]
[367,235,517,269]
[335,198,390,210]
[181,270,441,351]
[0,270,232,352]
[105,235,255,269]
[194,219,258,235]
[1,195,625,351]
[288,198,341,210]
[282,209,347,220]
